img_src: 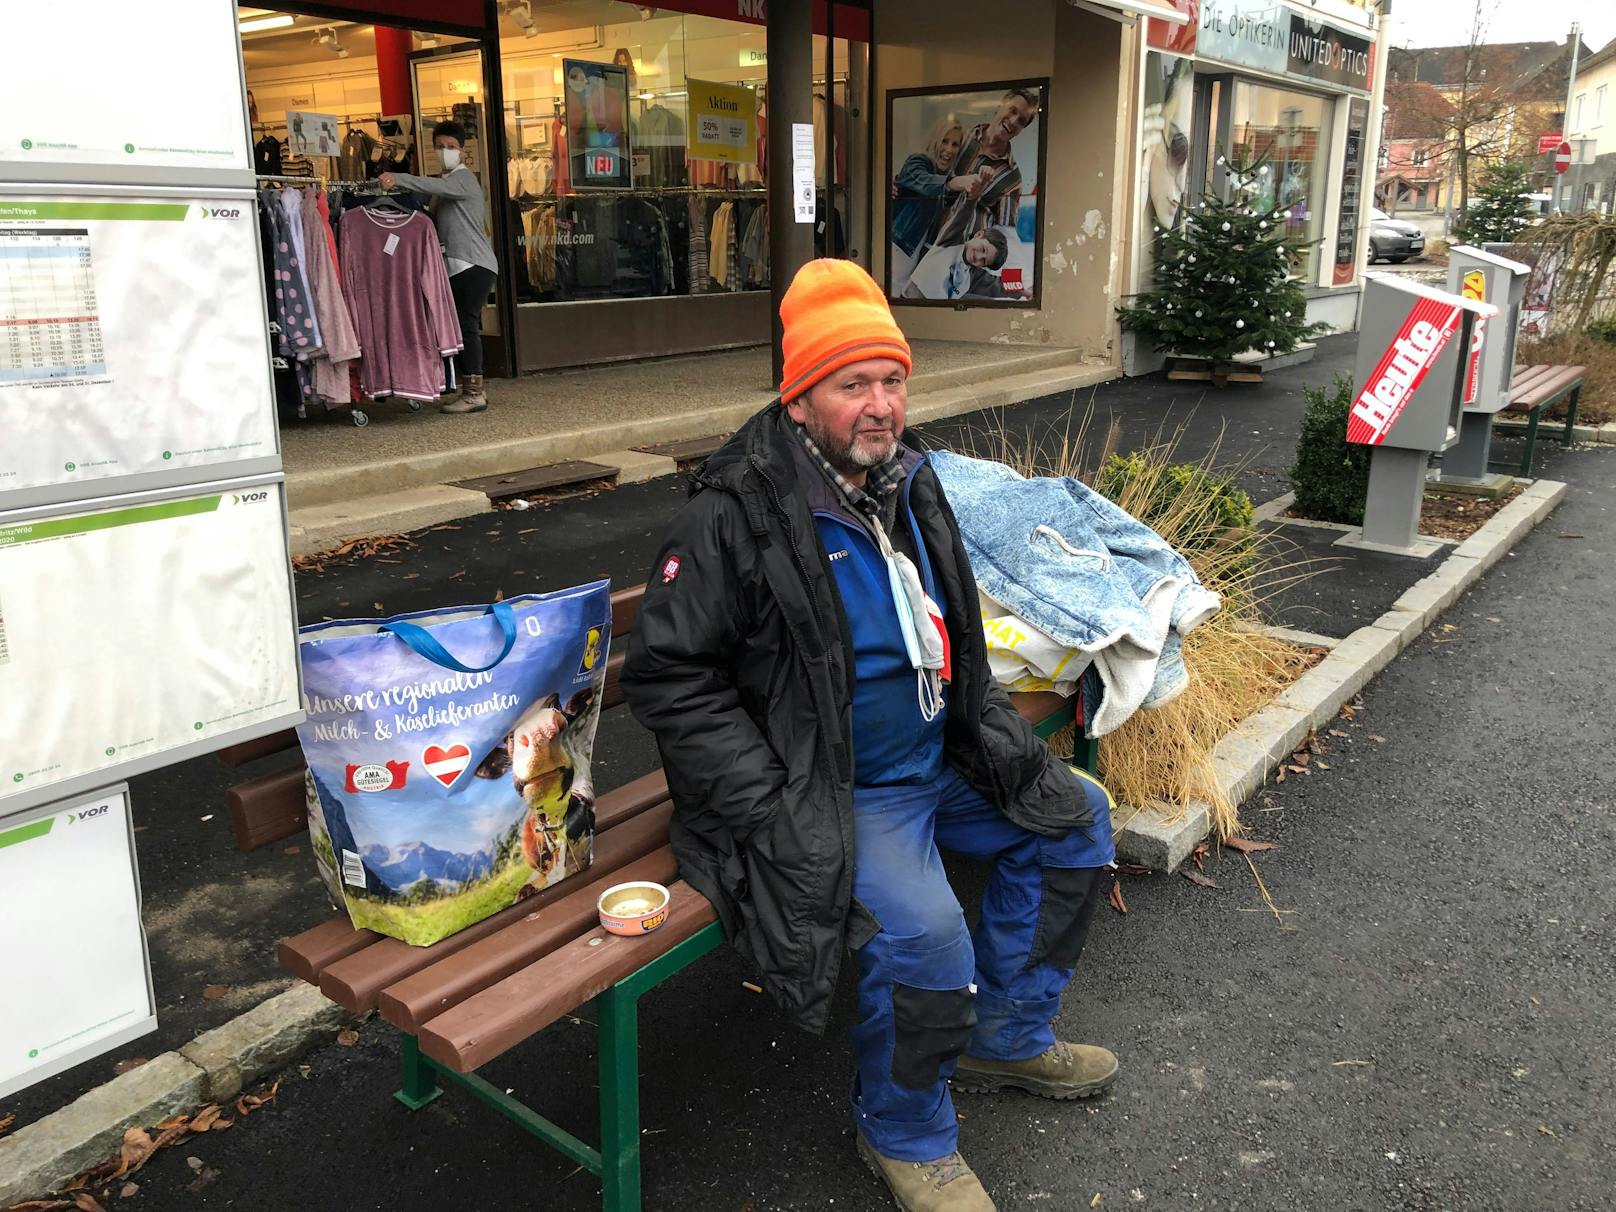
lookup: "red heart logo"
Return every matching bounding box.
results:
[423,743,472,788]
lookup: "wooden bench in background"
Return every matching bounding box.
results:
[1492,363,1585,477]
[225,583,1095,1212]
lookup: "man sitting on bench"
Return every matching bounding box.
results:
[622,260,1116,1212]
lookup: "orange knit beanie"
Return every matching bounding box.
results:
[778,259,912,402]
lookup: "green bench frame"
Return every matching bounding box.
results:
[1492,366,1584,477]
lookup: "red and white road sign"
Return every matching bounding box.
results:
[1537,132,1564,155]
[1346,297,1464,445]
[1555,142,1572,174]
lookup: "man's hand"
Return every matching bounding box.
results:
[378,171,398,191]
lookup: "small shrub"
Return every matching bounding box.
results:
[1290,374,1370,524]
[1095,451,1257,580]
[1585,316,1616,348]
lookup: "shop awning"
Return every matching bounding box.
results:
[1066,0,1191,26]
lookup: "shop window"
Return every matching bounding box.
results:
[498,2,854,307]
[1223,81,1333,283]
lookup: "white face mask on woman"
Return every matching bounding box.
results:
[439,147,462,171]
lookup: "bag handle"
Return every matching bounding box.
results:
[380,601,518,673]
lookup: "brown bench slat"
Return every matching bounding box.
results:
[600,650,628,711]
[277,774,670,987]
[609,584,644,637]
[318,797,675,1012]
[1507,363,1549,394]
[378,844,680,1033]
[1507,364,1584,409]
[419,880,717,1073]
[1010,690,1070,726]
[278,918,381,986]
[228,766,311,853]
[216,729,299,768]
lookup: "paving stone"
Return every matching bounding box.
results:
[179,983,355,1104]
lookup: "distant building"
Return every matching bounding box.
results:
[1564,39,1616,213]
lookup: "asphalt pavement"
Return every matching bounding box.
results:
[56,439,1614,1209]
[12,335,1612,1210]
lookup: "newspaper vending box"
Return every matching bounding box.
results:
[1441,245,1532,484]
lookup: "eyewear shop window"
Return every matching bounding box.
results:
[1219,82,1332,283]
[501,5,853,306]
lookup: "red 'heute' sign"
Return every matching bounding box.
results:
[1346,296,1462,445]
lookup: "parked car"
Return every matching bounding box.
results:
[1369,208,1426,263]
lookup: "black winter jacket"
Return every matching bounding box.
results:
[621,403,1097,1034]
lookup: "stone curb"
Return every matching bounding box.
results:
[1113,480,1567,871]
[0,985,357,1206]
[285,361,1116,555]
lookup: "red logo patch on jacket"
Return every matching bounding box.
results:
[660,554,682,584]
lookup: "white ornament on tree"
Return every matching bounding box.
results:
[1235,319,1245,329]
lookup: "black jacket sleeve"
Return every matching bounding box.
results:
[621,493,786,846]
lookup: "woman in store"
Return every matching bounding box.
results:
[380,121,499,415]
[888,117,991,295]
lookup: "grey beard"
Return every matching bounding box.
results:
[803,415,897,476]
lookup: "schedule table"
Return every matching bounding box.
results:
[0,226,108,385]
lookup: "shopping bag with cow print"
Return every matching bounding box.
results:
[294,580,611,945]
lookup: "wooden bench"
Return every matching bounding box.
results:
[227,582,1093,1212]
[1492,363,1585,476]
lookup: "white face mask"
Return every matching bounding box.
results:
[439,147,462,170]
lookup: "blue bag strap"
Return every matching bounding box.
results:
[379,601,518,673]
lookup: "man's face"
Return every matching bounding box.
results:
[787,357,909,476]
[964,234,997,268]
[991,94,1034,146]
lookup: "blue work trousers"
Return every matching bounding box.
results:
[849,766,1108,1161]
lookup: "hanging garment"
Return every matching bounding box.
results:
[339,128,375,181]
[687,193,709,295]
[255,134,284,177]
[707,201,732,290]
[638,104,687,188]
[927,449,1221,737]
[263,193,320,361]
[258,194,303,417]
[299,189,360,406]
[339,207,463,401]
[523,202,557,294]
[740,203,769,288]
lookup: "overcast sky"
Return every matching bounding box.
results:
[1389,0,1615,54]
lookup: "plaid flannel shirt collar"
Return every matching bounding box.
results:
[792,422,905,521]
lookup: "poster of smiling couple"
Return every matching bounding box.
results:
[886,79,1048,306]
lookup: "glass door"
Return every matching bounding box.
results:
[410,45,500,337]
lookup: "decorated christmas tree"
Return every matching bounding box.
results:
[1118,156,1329,369]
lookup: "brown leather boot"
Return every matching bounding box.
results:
[856,1134,996,1212]
[441,374,487,414]
[952,1040,1117,1100]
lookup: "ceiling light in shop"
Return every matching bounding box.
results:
[238,14,295,33]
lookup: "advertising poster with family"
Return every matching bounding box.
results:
[887,80,1047,306]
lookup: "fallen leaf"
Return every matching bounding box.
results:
[493,589,505,602]
[1091,1195,1102,1208]
[1108,880,1128,915]
[112,1128,156,1178]
[0,1112,15,1137]
[1315,760,1331,770]
[371,602,383,611]
[210,1118,234,1131]
[202,985,230,1000]
[1182,870,1218,889]
[1327,728,1349,738]
[336,1028,359,1047]
[111,1058,148,1076]
[283,845,301,855]
[1286,764,1310,776]
[1485,617,1502,624]
[235,1077,282,1117]
[198,815,213,823]
[517,528,539,535]
[1223,837,1278,854]
[1291,751,1311,767]
[189,1105,223,1133]
[1114,862,1153,876]
[1530,996,1541,1005]
[154,1115,188,1131]
[119,1184,138,1199]
[1537,1125,1556,1137]
[186,1166,220,1194]
[1192,841,1209,872]
[1369,735,1387,744]
[150,1122,190,1152]
[1332,1058,1373,1067]
[1275,767,1287,783]
[1439,623,1458,634]
[1339,704,1357,719]
[4,1201,72,1211]
[185,1158,203,1173]
[71,1194,106,1212]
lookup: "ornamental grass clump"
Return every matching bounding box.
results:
[961,410,1313,839]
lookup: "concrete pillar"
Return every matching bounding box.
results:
[1361,446,1427,551]
[768,0,815,387]
[375,26,414,118]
